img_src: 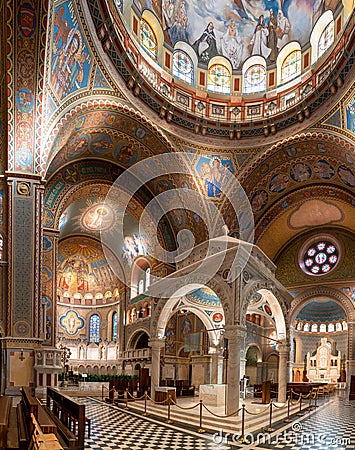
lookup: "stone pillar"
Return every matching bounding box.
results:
[225,326,245,415]
[278,343,289,403]
[3,178,45,395]
[210,346,223,384]
[148,337,165,400]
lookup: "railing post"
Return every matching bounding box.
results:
[124,389,129,410]
[265,400,274,432]
[307,390,313,410]
[238,404,246,443]
[143,391,148,417]
[297,394,303,416]
[166,394,173,424]
[314,389,318,408]
[197,400,205,433]
[284,395,291,423]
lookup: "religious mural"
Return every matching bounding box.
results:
[196,155,234,198]
[131,0,347,68]
[59,309,85,335]
[50,1,91,100]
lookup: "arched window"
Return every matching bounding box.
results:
[303,323,310,332]
[342,321,348,330]
[328,323,335,332]
[145,268,151,290]
[280,50,301,84]
[138,279,144,295]
[336,322,342,331]
[318,20,334,59]
[140,19,157,59]
[173,50,194,84]
[112,312,118,341]
[89,314,100,343]
[296,322,302,331]
[243,64,266,94]
[311,323,318,332]
[207,64,230,94]
[319,323,326,333]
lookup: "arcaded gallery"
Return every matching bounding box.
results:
[0,0,354,448]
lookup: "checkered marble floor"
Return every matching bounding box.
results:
[82,398,234,449]
[254,393,355,450]
[80,393,354,450]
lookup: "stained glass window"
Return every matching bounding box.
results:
[207,64,230,94]
[336,322,342,331]
[328,323,335,332]
[319,324,326,332]
[89,314,100,343]
[301,240,339,275]
[311,323,318,332]
[303,323,310,332]
[280,50,301,84]
[138,279,144,294]
[145,268,151,290]
[243,64,266,94]
[140,19,157,59]
[173,50,194,84]
[318,20,334,59]
[112,312,118,341]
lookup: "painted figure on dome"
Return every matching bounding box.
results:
[250,15,271,59]
[192,22,218,64]
[267,9,278,61]
[168,0,189,45]
[276,9,291,51]
[221,19,244,69]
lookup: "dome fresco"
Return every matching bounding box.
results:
[186,286,222,306]
[296,299,346,322]
[126,0,351,69]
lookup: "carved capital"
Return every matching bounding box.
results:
[148,337,166,350]
[224,325,246,340]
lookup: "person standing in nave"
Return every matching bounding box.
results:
[250,15,271,59]
[267,9,278,62]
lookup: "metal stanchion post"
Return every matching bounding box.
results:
[197,400,205,433]
[143,391,148,416]
[314,390,318,408]
[297,394,303,416]
[166,394,173,424]
[124,389,129,410]
[307,391,313,410]
[284,395,291,423]
[265,400,274,432]
[238,404,246,443]
[101,385,103,402]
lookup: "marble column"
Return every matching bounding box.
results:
[278,343,289,403]
[225,326,245,415]
[210,346,223,384]
[148,337,165,399]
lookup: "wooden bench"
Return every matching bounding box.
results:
[19,386,57,448]
[46,387,85,450]
[28,413,62,450]
[0,396,11,450]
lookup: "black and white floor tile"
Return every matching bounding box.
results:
[80,394,355,450]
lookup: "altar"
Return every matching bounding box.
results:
[154,387,176,403]
[199,384,226,406]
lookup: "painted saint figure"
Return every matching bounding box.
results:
[267,9,278,61]
[250,15,271,59]
[221,19,243,69]
[276,10,290,50]
[192,22,218,64]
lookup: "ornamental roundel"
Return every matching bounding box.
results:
[299,236,340,276]
[81,203,115,232]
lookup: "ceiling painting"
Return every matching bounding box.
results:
[287,199,343,228]
[127,0,348,69]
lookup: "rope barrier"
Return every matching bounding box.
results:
[202,403,242,418]
[244,404,270,416]
[169,398,200,410]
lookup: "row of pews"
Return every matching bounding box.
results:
[0,387,87,450]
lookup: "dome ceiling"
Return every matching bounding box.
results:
[296,299,346,321]
[186,286,222,307]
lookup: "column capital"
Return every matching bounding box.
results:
[224,325,246,340]
[277,342,289,354]
[148,337,166,349]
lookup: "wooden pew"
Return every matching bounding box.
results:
[46,387,85,450]
[19,386,57,448]
[0,396,11,450]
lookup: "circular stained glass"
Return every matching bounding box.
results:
[301,240,339,276]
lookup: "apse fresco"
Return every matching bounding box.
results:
[50,1,91,100]
[132,0,346,68]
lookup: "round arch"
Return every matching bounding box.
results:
[127,328,150,350]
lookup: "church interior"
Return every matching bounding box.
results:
[0,0,354,448]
